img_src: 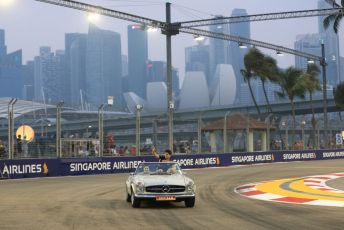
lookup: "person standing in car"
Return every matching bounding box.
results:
[151,147,172,162]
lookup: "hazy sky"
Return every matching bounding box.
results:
[0,0,343,83]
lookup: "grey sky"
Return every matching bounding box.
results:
[0,0,343,83]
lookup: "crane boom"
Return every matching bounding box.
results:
[179,27,322,61]
[34,0,322,61]
[34,0,165,28]
[179,7,344,28]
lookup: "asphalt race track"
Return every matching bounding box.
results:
[0,159,343,230]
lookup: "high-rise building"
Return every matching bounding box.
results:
[65,33,87,106]
[185,44,210,85]
[0,29,6,57]
[147,60,180,97]
[122,55,128,78]
[0,50,23,98]
[341,57,344,82]
[294,34,322,70]
[34,47,66,103]
[229,9,251,104]
[22,61,35,100]
[121,55,129,96]
[317,0,341,86]
[86,24,123,110]
[68,34,87,107]
[294,32,339,99]
[0,29,23,98]
[55,50,67,102]
[127,25,148,99]
[209,16,229,85]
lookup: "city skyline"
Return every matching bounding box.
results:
[0,0,343,85]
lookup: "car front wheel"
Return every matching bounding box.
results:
[126,190,131,202]
[131,189,140,208]
[184,197,195,208]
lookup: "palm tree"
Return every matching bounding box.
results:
[334,81,344,121]
[334,81,344,109]
[241,68,261,115]
[258,55,279,113]
[303,64,321,148]
[276,67,306,149]
[323,0,344,33]
[241,48,265,115]
[243,48,279,113]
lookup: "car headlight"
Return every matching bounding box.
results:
[186,180,195,192]
[136,181,145,193]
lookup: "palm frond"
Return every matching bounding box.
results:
[325,0,341,7]
[240,69,249,83]
[333,13,343,33]
[275,91,285,99]
[323,14,337,29]
[307,63,320,75]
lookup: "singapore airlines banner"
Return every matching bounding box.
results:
[0,149,344,179]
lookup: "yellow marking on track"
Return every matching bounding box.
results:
[289,179,344,200]
[256,178,344,201]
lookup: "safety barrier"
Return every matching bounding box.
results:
[1,149,344,179]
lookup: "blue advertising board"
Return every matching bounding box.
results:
[1,149,344,179]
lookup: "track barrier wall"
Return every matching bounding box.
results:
[1,149,344,179]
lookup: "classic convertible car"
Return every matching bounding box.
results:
[126,162,196,208]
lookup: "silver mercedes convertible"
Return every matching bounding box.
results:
[126,162,196,208]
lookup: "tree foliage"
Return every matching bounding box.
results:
[334,81,344,109]
[323,0,344,33]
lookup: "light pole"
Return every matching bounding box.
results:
[98,104,105,157]
[7,98,17,159]
[265,113,274,151]
[86,125,92,137]
[135,104,143,156]
[162,2,179,153]
[56,101,64,158]
[301,120,306,150]
[98,97,113,157]
[198,115,202,154]
[282,120,289,150]
[223,111,231,153]
[320,41,328,148]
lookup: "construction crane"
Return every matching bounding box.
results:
[34,0,334,149]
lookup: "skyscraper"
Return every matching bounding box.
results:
[209,16,229,85]
[68,34,87,107]
[127,25,148,99]
[22,61,35,101]
[294,34,322,71]
[86,24,123,110]
[65,33,87,106]
[0,29,23,98]
[0,50,23,98]
[185,44,210,85]
[34,47,66,103]
[317,0,341,86]
[341,57,344,82]
[0,29,6,57]
[229,9,251,104]
[147,60,180,97]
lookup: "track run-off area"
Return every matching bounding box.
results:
[0,159,343,230]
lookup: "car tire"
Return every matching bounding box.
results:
[131,189,140,208]
[184,197,195,208]
[126,191,131,202]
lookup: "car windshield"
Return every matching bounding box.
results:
[135,162,182,175]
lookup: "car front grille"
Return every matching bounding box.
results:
[145,185,185,193]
